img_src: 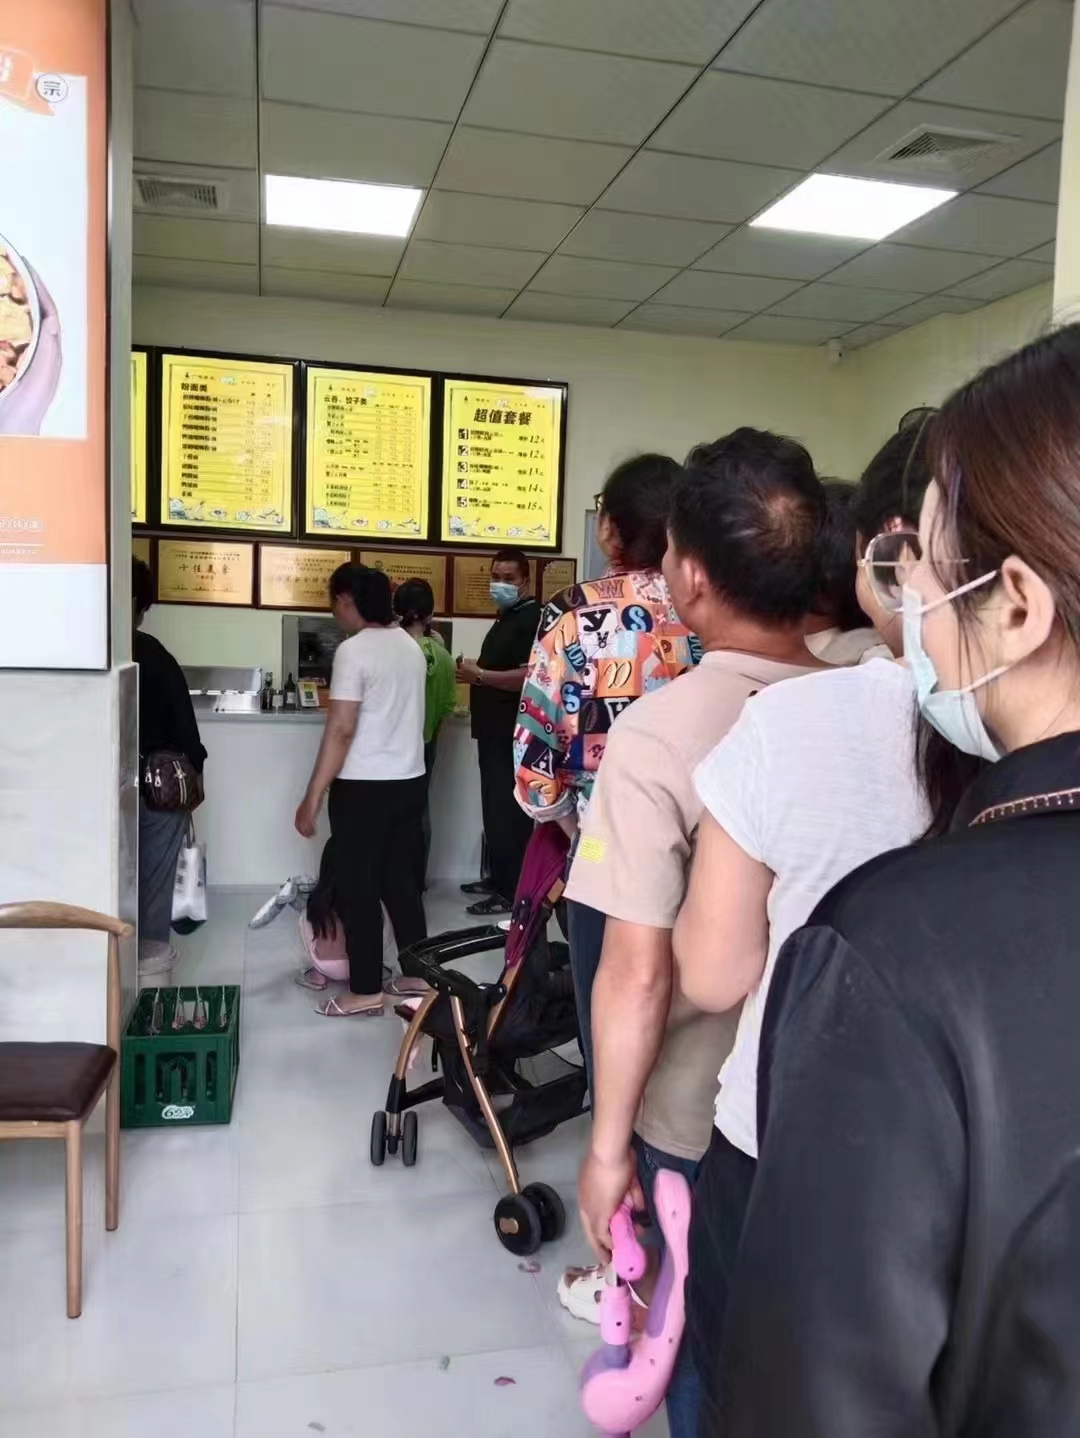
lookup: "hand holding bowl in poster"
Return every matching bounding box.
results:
[0,238,61,436]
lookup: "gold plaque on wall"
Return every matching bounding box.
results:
[157,539,255,606]
[540,557,577,604]
[358,549,448,612]
[259,545,350,610]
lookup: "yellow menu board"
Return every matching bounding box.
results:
[441,379,563,548]
[157,540,254,606]
[131,351,147,524]
[160,353,293,532]
[452,554,498,617]
[306,367,431,539]
[259,545,349,610]
[359,549,448,613]
[540,558,577,604]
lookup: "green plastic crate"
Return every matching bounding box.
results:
[121,985,240,1128]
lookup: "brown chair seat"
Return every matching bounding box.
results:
[0,1042,116,1123]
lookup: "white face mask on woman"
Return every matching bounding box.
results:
[902,576,1012,763]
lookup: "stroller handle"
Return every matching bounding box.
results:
[397,924,507,1002]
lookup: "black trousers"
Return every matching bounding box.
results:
[476,734,533,902]
[686,1128,758,1437]
[328,775,427,995]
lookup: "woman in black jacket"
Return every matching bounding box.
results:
[719,324,1080,1437]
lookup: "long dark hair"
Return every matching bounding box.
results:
[600,453,681,571]
[917,719,987,840]
[306,842,338,942]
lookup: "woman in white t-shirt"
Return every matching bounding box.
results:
[295,564,427,1017]
[671,424,937,1430]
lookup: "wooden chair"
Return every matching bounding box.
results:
[0,902,133,1318]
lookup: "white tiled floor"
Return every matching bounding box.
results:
[0,887,666,1436]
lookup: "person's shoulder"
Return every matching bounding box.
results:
[133,630,170,663]
[747,655,912,724]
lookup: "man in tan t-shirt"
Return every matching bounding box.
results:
[566,429,828,1438]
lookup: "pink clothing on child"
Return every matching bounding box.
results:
[298,912,350,983]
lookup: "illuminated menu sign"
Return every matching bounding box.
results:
[131,349,147,523]
[157,539,254,606]
[259,544,349,610]
[160,352,293,532]
[306,366,430,540]
[441,379,563,548]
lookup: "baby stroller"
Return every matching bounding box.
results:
[370,822,588,1255]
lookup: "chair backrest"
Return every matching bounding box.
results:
[0,902,134,1051]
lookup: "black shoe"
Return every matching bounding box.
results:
[460,878,496,896]
[466,894,513,917]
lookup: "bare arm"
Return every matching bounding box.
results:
[673,810,772,1014]
[295,699,359,836]
[578,919,671,1260]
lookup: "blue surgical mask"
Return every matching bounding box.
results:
[490,581,520,610]
[901,578,1010,763]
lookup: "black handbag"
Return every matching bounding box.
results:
[141,749,204,812]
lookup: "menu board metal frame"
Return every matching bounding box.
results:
[436,371,568,554]
[300,359,437,547]
[155,347,302,539]
[131,346,149,526]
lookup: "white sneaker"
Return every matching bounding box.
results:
[556,1264,605,1325]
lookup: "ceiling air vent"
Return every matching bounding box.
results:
[135,175,227,214]
[876,125,1020,178]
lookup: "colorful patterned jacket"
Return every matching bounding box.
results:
[513,569,699,822]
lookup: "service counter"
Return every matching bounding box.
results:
[196,709,483,889]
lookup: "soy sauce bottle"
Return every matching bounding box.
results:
[260,671,274,713]
[283,672,298,712]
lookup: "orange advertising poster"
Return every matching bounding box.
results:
[0,0,108,667]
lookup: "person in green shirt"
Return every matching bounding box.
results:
[394,579,457,890]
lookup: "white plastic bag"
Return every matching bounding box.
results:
[172,825,207,932]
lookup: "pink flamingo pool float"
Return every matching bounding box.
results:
[580,1168,692,1436]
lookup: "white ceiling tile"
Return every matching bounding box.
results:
[773,282,923,322]
[881,294,985,327]
[416,193,582,251]
[560,211,731,267]
[133,0,255,97]
[843,322,903,348]
[262,104,450,187]
[652,269,800,309]
[133,255,259,293]
[261,268,391,303]
[500,0,761,64]
[399,239,545,288]
[386,279,516,315]
[619,305,748,336]
[945,257,1054,300]
[977,143,1061,203]
[436,128,632,205]
[134,162,261,222]
[260,6,486,121]
[650,72,890,169]
[267,0,502,29]
[693,229,868,280]
[135,89,256,169]
[916,0,1072,121]
[825,244,998,292]
[726,314,854,344]
[133,215,258,264]
[598,152,799,223]
[891,194,1057,257]
[714,0,1020,96]
[462,41,696,146]
[820,100,1060,190]
[504,293,637,326]
[1026,240,1056,262]
[261,228,406,276]
[529,255,677,301]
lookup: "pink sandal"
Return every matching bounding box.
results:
[316,995,384,1018]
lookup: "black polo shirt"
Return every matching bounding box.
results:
[470,596,541,741]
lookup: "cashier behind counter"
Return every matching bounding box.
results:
[456,550,541,915]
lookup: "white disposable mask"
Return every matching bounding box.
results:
[902,576,1011,763]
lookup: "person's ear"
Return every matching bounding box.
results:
[993,555,1056,666]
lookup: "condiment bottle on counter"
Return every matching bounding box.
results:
[271,685,284,713]
[261,671,274,713]
[283,673,298,712]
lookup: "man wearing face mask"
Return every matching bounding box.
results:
[456,549,540,916]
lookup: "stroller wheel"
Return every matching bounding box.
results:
[523,1182,565,1243]
[370,1111,387,1167]
[494,1192,543,1256]
[402,1111,418,1167]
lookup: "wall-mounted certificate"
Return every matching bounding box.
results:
[157,539,254,606]
[259,544,349,610]
[358,548,448,612]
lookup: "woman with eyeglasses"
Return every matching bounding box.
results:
[712,325,1080,1437]
[671,420,939,1434]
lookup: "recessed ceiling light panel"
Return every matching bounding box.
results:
[751,173,956,242]
[265,175,423,238]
